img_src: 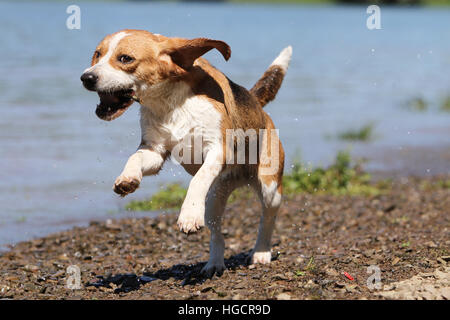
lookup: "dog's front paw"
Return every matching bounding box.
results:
[113,176,140,196]
[177,206,205,234]
[249,251,272,265]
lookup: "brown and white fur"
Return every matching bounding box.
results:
[80,29,292,277]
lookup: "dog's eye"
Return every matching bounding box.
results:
[94,51,101,59]
[118,55,134,64]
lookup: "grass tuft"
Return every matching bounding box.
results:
[125,183,187,212]
[283,151,388,196]
[420,179,450,190]
[440,97,450,112]
[406,97,428,112]
[337,123,375,142]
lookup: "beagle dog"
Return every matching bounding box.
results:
[81,29,291,277]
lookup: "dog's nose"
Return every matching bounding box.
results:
[80,72,98,90]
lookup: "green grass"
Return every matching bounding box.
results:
[435,179,450,189]
[125,151,389,212]
[406,97,428,112]
[404,96,450,113]
[305,256,316,272]
[293,256,316,277]
[294,270,306,276]
[420,179,450,191]
[283,151,389,196]
[337,123,375,142]
[228,188,254,203]
[125,183,187,211]
[426,0,450,4]
[440,97,450,113]
[15,216,27,223]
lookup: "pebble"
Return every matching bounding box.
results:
[272,273,288,281]
[23,265,39,273]
[276,293,291,300]
[234,282,246,289]
[441,288,450,300]
[325,268,339,277]
[304,280,316,289]
[424,241,437,248]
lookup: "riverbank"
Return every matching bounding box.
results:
[0,175,448,299]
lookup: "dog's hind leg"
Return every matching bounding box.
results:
[250,179,282,264]
[250,124,284,265]
[201,179,234,278]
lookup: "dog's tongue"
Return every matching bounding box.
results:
[95,91,134,121]
[99,92,121,106]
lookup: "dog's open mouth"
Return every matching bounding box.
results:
[95,89,135,121]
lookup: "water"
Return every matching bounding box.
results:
[0,1,449,248]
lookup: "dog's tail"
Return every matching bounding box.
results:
[250,46,292,108]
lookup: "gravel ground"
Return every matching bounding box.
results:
[378,266,449,300]
[0,176,449,300]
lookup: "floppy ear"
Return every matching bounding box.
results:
[163,38,231,70]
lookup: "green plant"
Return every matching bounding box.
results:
[125,183,187,211]
[305,256,316,272]
[440,97,450,112]
[337,123,375,142]
[406,97,428,112]
[294,270,306,276]
[420,179,450,190]
[436,179,450,189]
[228,187,254,203]
[401,241,411,248]
[15,216,27,223]
[283,151,385,196]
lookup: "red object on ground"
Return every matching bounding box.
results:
[344,272,354,280]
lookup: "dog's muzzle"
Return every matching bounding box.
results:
[80,72,98,91]
[80,71,139,121]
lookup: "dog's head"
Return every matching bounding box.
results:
[80,29,231,121]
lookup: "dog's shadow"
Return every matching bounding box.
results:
[87,251,256,293]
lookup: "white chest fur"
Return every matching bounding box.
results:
[139,90,223,158]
